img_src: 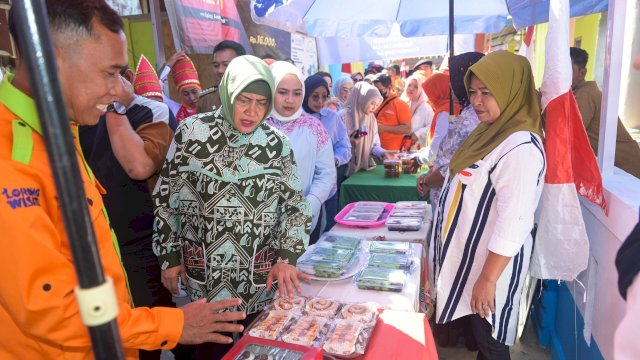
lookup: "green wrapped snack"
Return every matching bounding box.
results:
[355,267,407,292]
[321,235,361,251]
[369,241,412,255]
[368,253,412,271]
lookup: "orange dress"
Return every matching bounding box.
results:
[0,77,183,359]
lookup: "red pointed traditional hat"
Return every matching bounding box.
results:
[173,54,201,92]
[133,54,163,101]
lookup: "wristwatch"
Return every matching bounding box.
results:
[106,102,127,115]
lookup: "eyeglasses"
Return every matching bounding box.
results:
[353,77,363,83]
[310,94,328,102]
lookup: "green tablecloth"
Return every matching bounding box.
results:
[339,165,428,208]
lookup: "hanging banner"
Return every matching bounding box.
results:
[236,0,291,60]
[290,33,318,77]
[164,0,252,54]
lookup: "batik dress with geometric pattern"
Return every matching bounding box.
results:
[153,109,311,315]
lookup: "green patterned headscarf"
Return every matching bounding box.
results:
[219,55,275,129]
[448,51,543,177]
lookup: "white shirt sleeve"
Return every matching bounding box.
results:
[487,141,545,256]
[426,111,450,164]
[307,143,337,229]
[412,104,434,145]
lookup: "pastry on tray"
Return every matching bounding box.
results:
[305,298,341,317]
[272,296,306,312]
[322,319,364,356]
[247,310,292,340]
[281,316,327,346]
[341,303,378,324]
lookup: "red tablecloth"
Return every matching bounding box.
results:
[364,310,438,360]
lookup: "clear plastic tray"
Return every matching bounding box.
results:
[389,208,426,218]
[385,216,423,231]
[368,241,412,255]
[368,253,413,271]
[395,201,429,209]
[355,267,407,292]
[233,343,303,360]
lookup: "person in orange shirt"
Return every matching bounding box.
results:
[373,74,412,151]
[0,1,244,358]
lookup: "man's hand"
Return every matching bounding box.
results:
[266,263,310,299]
[179,298,246,345]
[114,75,135,108]
[161,264,187,296]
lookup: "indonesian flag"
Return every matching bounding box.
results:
[530,0,607,280]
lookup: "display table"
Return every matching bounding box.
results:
[329,206,433,245]
[364,310,438,360]
[299,242,422,311]
[339,165,427,208]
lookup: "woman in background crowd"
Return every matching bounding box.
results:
[338,82,387,177]
[401,72,434,148]
[303,75,352,232]
[421,73,460,165]
[266,62,336,244]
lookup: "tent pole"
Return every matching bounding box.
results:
[449,0,455,115]
[11,1,125,358]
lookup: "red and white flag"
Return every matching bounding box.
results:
[530,0,607,280]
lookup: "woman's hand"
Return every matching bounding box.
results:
[167,50,186,68]
[471,274,496,318]
[266,263,311,299]
[416,172,430,197]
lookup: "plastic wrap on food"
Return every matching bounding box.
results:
[280,316,329,347]
[368,253,413,271]
[385,216,423,231]
[355,267,407,292]
[395,201,429,209]
[233,344,304,360]
[296,247,358,278]
[320,235,361,251]
[389,208,426,218]
[322,319,365,357]
[272,296,306,312]
[343,212,380,222]
[368,241,412,255]
[248,311,293,340]
[340,303,379,325]
[305,298,341,317]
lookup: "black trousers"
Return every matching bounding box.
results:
[470,314,511,360]
[121,241,195,360]
[195,312,261,359]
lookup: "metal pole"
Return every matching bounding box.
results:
[11,1,125,358]
[449,0,455,115]
[150,0,167,69]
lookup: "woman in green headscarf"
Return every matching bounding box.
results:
[153,55,312,357]
[431,51,546,358]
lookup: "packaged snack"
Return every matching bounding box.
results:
[395,201,429,209]
[355,267,407,292]
[306,246,355,264]
[369,241,412,255]
[385,216,423,231]
[281,316,328,347]
[344,212,380,222]
[296,245,358,278]
[383,159,401,178]
[340,303,378,325]
[248,311,293,340]
[305,298,341,317]
[297,258,349,278]
[320,235,361,251]
[272,296,306,312]
[389,208,426,218]
[322,320,364,357]
[368,253,413,271]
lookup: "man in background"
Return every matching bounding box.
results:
[373,74,412,151]
[570,47,640,178]
[198,40,246,113]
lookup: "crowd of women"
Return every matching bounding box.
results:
[150,49,547,359]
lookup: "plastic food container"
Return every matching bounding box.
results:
[385,216,423,231]
[321,235,362,251]
[395,201,429,209]
[368,253,413,271]
[389,208,426,218]
[355,267,407,292]
[383,159,401,178]
[369,241,412,255]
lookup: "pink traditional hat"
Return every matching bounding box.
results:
[172,54,201,92]
[133,54,163,101]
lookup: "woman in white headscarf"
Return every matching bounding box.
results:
[266,61,336,244]
[401,73,434,146]
[326,74,354,112]
[338,81,387,177]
